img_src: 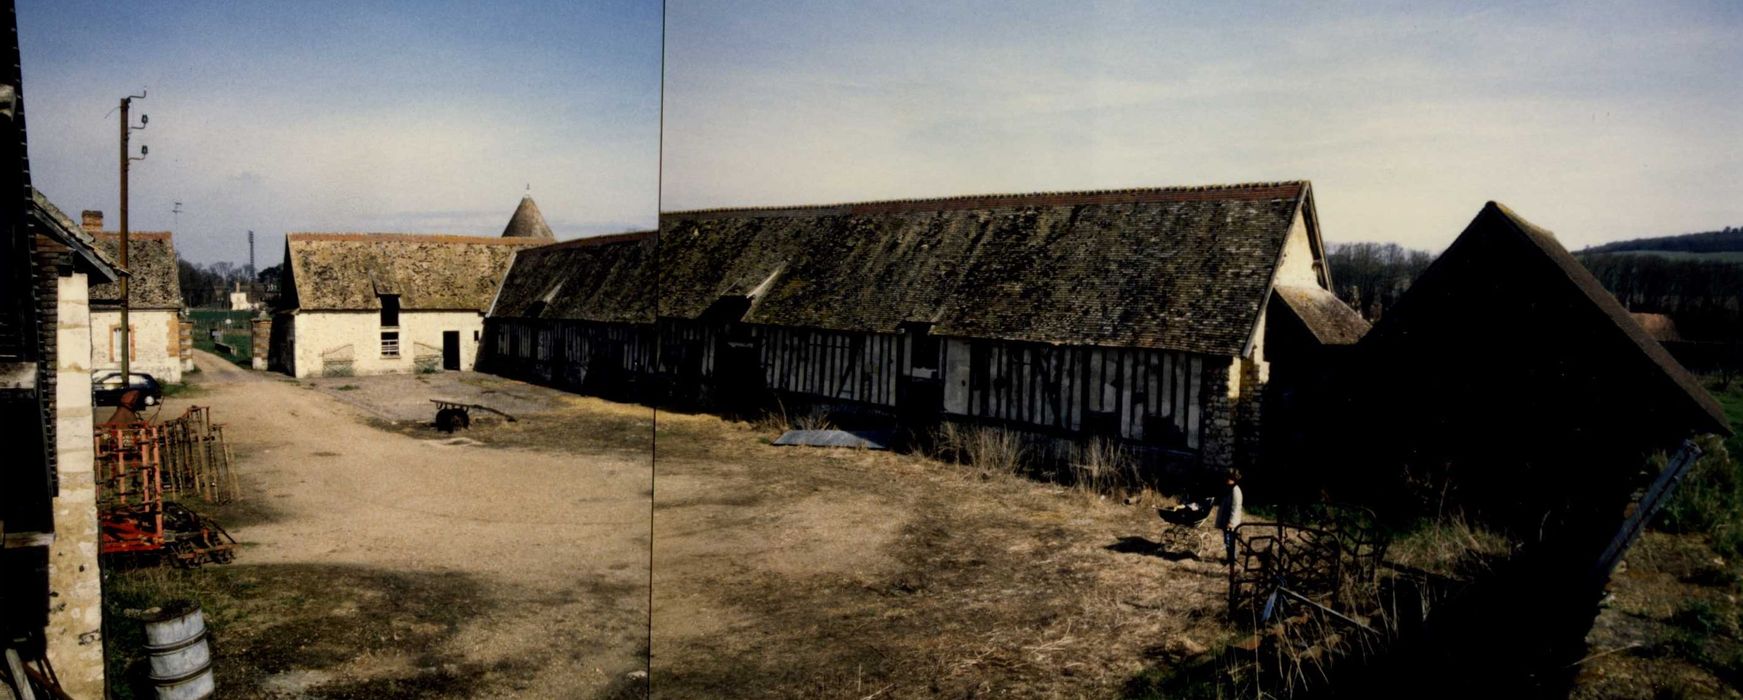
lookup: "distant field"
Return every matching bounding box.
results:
[1589,250,1743,263]
[188,309,253,364]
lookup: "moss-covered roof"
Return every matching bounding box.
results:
[490,231,655,322]
[284,233,543,312]
[89,232,181,309]
[1274,285,1369,345]
[657,182,1314,356]
[30,189,119,282]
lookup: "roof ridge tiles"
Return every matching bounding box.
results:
[522,230,657,252]
[91,231,174,239]
[285,232,543,245]
[662,180,1310,219]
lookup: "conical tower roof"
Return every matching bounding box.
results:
[502,195,556,239]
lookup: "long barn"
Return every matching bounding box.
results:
[482,231,658,399]
[485,181,1367,470]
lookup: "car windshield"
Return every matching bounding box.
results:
[94,373,150,387]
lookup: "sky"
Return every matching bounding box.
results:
[19,0,662,267]
[662,1,1743,252]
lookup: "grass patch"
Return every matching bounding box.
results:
[1655,375,1743,558]
[334,384,359,392]
[1387,515,1512,578]
[102,562,492,699]
[189,309,254,366]
[160,381,203,399]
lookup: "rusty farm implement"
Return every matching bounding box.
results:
[96,405,239,567]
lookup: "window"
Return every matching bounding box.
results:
[379,294,400,328]
[381,331,400,358]
[109,325,137,362]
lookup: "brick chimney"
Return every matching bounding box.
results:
[80,210,103,233]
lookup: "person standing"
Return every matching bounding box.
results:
[1215,469,1244,563]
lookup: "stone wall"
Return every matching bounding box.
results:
[252,317,272,370]
[1234,354,1267,470]
[89,308,182,384]
[1200,358,1237,470]
[47,271,104,697]
[179,318,194,372]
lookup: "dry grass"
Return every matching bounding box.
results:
[653,409,1230,698]
[101,562,497,699]
[791,406,835,431]
[931,423,1027,477]
[1387,515,1512,578]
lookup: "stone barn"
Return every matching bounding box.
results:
[481,231,657,399]
[273,232,542,377]
[81,212,186,384]
[25,192,121,696]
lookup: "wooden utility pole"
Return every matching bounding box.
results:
[118,91,144,382]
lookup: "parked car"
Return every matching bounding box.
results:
[92,370,162,407]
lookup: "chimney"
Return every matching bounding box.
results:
[81,210,103,233]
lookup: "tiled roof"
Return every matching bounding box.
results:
[89,231,181,309]
[30,189,119,282]
[490,231,656,322]
[658,182,1312,356]
[1274,285,1369,345]
[501,196,556,239]
[284,233,543,312]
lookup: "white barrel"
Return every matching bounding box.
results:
[143,601,215,700]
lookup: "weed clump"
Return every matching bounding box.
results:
[1657,434,1743,558]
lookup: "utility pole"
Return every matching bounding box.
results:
[247,230,256,302]
[118,90,146,383]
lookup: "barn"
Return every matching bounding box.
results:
[268,195,560,378]
[273,233,543,378]
[481,230,657,397]
[80,212,187,384]
[486,181,1368,471]
[1353,202,1731,525]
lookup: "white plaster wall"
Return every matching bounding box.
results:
[89,308,182,384]
[291,310,484,378]
[48,272,105,699]
[1273,209,1322,289]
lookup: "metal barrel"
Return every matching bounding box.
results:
[142,601,215,700]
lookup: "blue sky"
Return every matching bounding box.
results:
[19,0,662,266]
[662,1,1742,251]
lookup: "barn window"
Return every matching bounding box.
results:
[379,294,400,328]
[380,331,400,358]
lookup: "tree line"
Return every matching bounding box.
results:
[1582,226,1743,255]
[1324,242,1433,320]
[177,258,279,309]
[1324,242,1743,344]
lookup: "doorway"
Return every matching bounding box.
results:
[442,331,461,370]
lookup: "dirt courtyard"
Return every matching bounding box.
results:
[649,411,1229,697]
[127,354,653,698]
[133,356,1228,697]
